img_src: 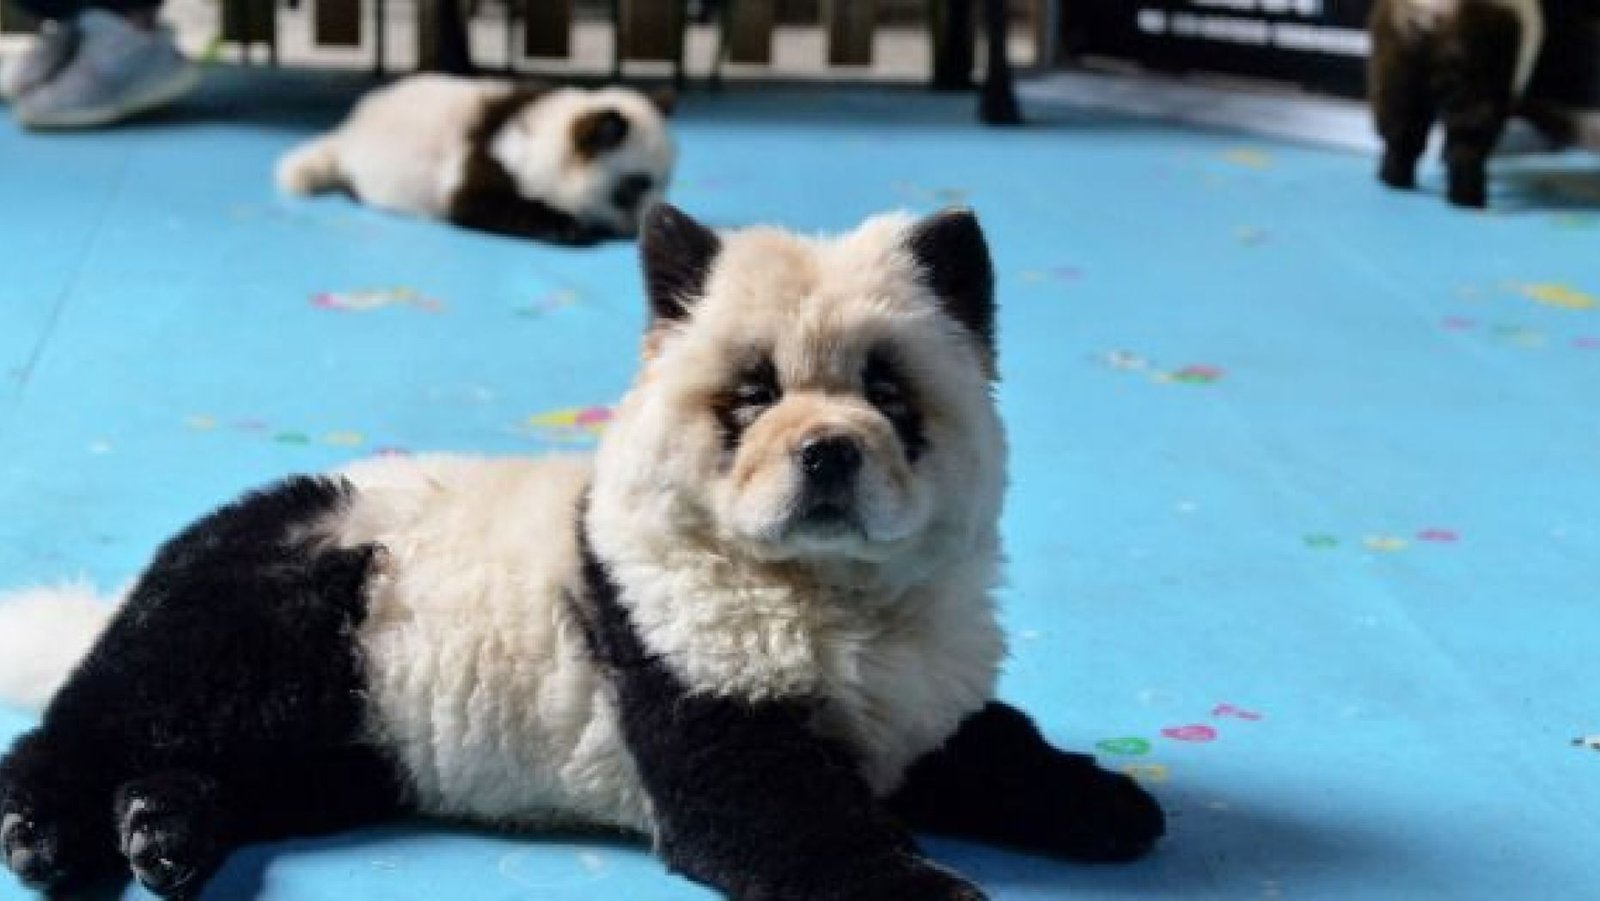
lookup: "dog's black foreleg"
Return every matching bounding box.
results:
[609,662,985,900]
[888,702,1165,863]
[572,538,984,900]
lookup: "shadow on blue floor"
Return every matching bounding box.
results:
[1,66,1598,899]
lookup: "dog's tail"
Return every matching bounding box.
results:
[276,136,345,196]
[0,582,121,713]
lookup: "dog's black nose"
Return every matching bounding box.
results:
[799,436,861,487]
[613,173,655,211]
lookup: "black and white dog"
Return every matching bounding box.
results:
[0,205,1162,899]
[277,75,676,245]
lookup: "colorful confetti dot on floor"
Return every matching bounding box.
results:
[1124,764,1170,783]
[521,406,615,443]
[1212,704,1264,721]
[323,431,365,447]
[184,414,217,430]
[1515,283,1597,311]
[1304,534,1340,549]
[1161,724,1219,743]
[1364,535,1409,553]
[1096,737,1153,756]
[1221,147,1272,170]
[312,287,445,313]
[1157,364,1225,385]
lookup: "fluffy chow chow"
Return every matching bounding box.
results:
[276,74,675,244]
[0,206,1163,900]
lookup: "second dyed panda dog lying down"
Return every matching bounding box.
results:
[0,205,1164,900]
[277,75,676,245]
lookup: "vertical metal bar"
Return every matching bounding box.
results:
[374,0,387,75]
[826,0,873,67]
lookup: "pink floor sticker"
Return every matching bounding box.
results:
[312,287,444,313]
[521,406,615,444]
[1212,704,1264,721]
[1161,724,1218,742]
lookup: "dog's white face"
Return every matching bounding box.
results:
[502,87,676,237]
[594,206,1005,571]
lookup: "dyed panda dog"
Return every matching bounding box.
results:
[0,206,1164,900]
[276,75,676,245]
[1369,0,1544,208]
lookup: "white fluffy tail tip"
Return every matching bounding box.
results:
[275,139,341,196]
[0,583,119,712]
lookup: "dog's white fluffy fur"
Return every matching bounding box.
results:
[276,75,675,236]
[0,212,1006,836]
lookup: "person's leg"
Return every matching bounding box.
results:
[11,0,198,129]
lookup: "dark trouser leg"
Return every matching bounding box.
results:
[978,0,1021,124]
[889,702,1166,862]
[1437,4,1520,208]
[1369,36,1436,190]
[433,0,474,75]
[930,0,975,90]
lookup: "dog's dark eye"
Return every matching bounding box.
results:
[863,350,926,462]
[863,352,908,414]
[866,372,905,414]
[734,379,778,409]
[715,357,781,449]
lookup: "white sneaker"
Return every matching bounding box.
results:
[0,19,80,103]
[14,10,197,129]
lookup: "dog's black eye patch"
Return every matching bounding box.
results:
[864,349,926,463]
[713,355,781,451]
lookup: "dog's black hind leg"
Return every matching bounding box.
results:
[0,729,123,893]
[113,771,228,900]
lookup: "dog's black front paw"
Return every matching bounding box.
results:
[1047,758,1166,863]
[2,806,65,889]
[115,775,225,900]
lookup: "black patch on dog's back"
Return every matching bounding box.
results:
[445,86,603,245]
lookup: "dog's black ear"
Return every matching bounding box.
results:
[640,204,720,326]
[908,207,995,353]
